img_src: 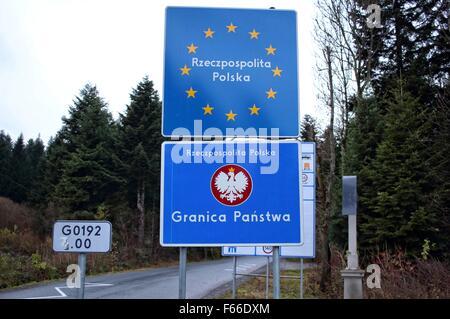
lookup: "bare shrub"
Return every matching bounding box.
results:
[0,197,33,231]
[366,250,450,299]
[306,247,450,299]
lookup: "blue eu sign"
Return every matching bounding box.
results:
[160,141,302,246]
[163,7,299,137]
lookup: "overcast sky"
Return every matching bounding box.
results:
[0,0,320,143]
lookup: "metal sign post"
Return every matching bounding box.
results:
[273,246,280,299]
[265,257,270,299]
[341,176,364,299]
[77,253,86,299]
[179,247,187,299]
[348,214,358,269]
[52,220,112,300]
[300,258,304,299]
[232,256,237,299]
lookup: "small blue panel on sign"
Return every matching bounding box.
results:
[160,141,302,246]
[163,7,299,137]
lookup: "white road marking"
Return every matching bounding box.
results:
[85,282,114,287]
[25,282,113,299]
[55,287,68,297]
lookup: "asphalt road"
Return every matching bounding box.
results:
[0,256,266,299]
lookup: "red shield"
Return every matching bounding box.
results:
[210,164,253,206]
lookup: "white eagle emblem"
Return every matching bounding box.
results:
[214,167,249,203]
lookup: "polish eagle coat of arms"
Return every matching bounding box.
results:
[210,165,252,206]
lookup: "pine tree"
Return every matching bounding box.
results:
[24,136,45,201]
[343,97,384,175]
[52,84,124,215]
[8,134,29,203]
[301,114,319,142]
[424,84,450,258]
[371,0,448,103]
[342,0,449,257]
[130,143,150,247]
[33,134,69,207]
[29,134,69,234]
[360,83,435,256]
[118,76,163,250]
[330,0,449,260]
[0,131,13,198]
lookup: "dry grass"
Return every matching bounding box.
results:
[366,250,450,298]
[0,197,180,289]
[305,247,450,299]
[219,269,317,299]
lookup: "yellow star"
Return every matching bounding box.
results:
[203,104,214,115]
[249,104,260,115]
[180,65,191,76]
[226,22,238,32]
[265,44,276,55]
[187,43,198,54]
[272,66,283,77]
[186,87,197,98]
[266,88,277,99]
[248,29,260,39]
[225,110,237,121]
[204,28,215,38]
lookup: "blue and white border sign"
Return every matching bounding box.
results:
[163,7,299,137]
[160,140,303,246]
[222,142,316,257]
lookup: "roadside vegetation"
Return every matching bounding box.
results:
[308,247,450,299]
[220,249,450,299]
[219,268,316,299]
[0,197,220,289]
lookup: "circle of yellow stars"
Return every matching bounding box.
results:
[179,22,283,121]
